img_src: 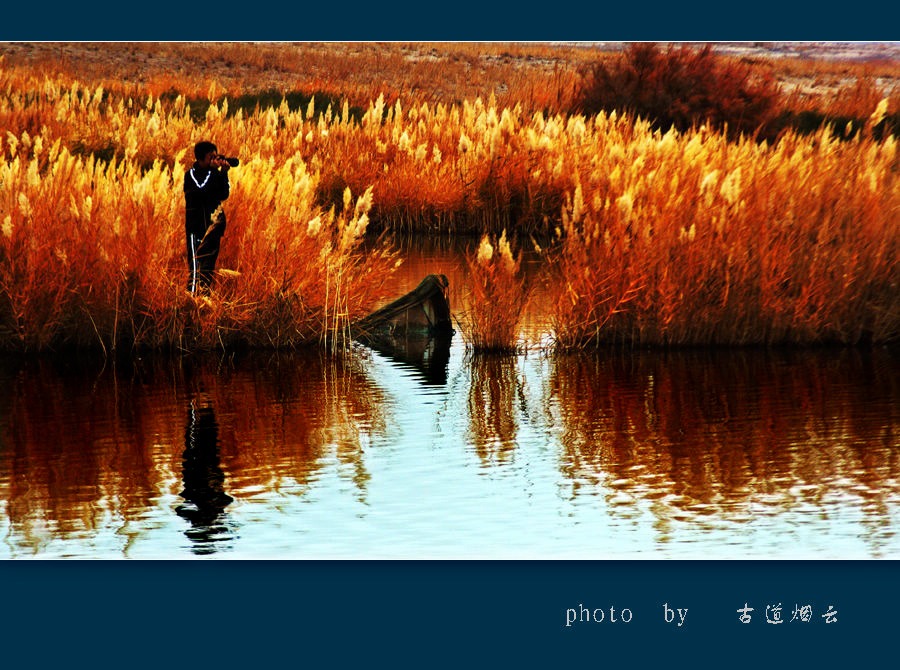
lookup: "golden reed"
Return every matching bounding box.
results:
[460,230,528,352]
[1,60,897,351]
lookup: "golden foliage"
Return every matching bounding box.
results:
[1,48,897,351]
[0,69,397,352]
[459,230,528,351]
[549,118,899,347]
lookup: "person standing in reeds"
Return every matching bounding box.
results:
[184,141,232,294]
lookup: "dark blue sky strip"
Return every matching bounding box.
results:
[3,1,899,40]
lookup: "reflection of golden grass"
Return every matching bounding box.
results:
[466,353,520,463]
[215,351,387,495]
[0,351,388,552]
[550,348,900,526]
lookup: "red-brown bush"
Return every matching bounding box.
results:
[574,43,781,140]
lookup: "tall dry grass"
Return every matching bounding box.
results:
[548,114,899,347]
[6,42,897,120]
[1,57,897,351]
[0,74,398,353]
[459,230,528,352]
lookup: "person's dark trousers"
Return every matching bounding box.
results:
[187,230,222,294]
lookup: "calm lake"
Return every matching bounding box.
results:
[1,240,898,559]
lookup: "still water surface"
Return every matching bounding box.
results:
[1,241,898,559]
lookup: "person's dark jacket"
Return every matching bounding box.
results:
[184,163,230,240]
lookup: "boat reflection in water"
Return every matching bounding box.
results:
[357,332,453,386]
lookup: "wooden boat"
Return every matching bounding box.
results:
[354,274,453,341]
[353,274,454,384]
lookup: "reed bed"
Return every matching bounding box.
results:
[0,76,398,352]
[5,43,897,121]
[1,57,897,351]
[459,231,529,352]
[0,42,590,115]
[547,114,899,347]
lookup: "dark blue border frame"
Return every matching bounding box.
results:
[2,7,898,664]
[2,560,895,664]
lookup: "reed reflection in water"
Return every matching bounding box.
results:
[0,351,390,558]
[0,344,897,558]
[549,347,900,557]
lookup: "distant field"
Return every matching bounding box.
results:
[2,41,898,110]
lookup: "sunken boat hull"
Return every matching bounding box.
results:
[353,274,454,384]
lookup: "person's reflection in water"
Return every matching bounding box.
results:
[176,395,235,555]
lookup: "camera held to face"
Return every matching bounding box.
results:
[216,155,240,167]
